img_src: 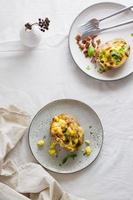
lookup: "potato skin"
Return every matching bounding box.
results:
[97,38,130,71]
[50,114,84,152]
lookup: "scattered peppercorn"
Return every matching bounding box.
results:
[38,17,50,32]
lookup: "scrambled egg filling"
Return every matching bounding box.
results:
[49,142,57,156]
[83,146,92,156]
[37,139,45,147]
[97,39,130,72]
[50,114,84,152]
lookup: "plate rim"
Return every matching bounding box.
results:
[68,1,133,82]
[28,98,104,174]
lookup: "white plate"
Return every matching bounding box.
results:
[69,2,133,81]
[28,99,103,174]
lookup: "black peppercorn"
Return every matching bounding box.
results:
[38,17,50,32]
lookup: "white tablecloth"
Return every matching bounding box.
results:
[0,0,133,199]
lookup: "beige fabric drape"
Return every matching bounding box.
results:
[0,106,85,200]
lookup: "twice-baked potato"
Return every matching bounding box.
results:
[97,38,130,72]
[50,114,84,152]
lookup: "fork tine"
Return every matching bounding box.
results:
[79,24,94,32]
[81,28,100,39]
[80,20,99,30]
[80,24,94,31]
[79,27,94,35]
[80,20,90,27]
[80,22,92,28]
[79,28,93,35]
[82,22,99,30]
[81,24,93,30]
[79,22,99,33]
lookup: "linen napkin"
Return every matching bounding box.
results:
[0,106,85,200]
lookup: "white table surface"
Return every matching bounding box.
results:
[0,0,133,199]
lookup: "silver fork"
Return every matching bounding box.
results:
[81,19,133,39]
[79,5,133,36]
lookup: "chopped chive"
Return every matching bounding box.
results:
[62,157,68,164]
[62,153,77,164]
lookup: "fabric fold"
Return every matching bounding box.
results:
[0,182,30,200]
[0,106,29,176]
[0,106,85,200]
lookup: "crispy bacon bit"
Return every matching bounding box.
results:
[79,43,85,50]
[85,42,90,49]
[96,39,101,45]
[83,50,88,57]
[82,40,86,44]
[75,34,101,63]
[87,36,92,41]
[92,41,96,48]
[91,35,97,40]
[75,35,81,42]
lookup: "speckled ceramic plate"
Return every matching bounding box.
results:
[28,99,103,173]
[69,2,133,81]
